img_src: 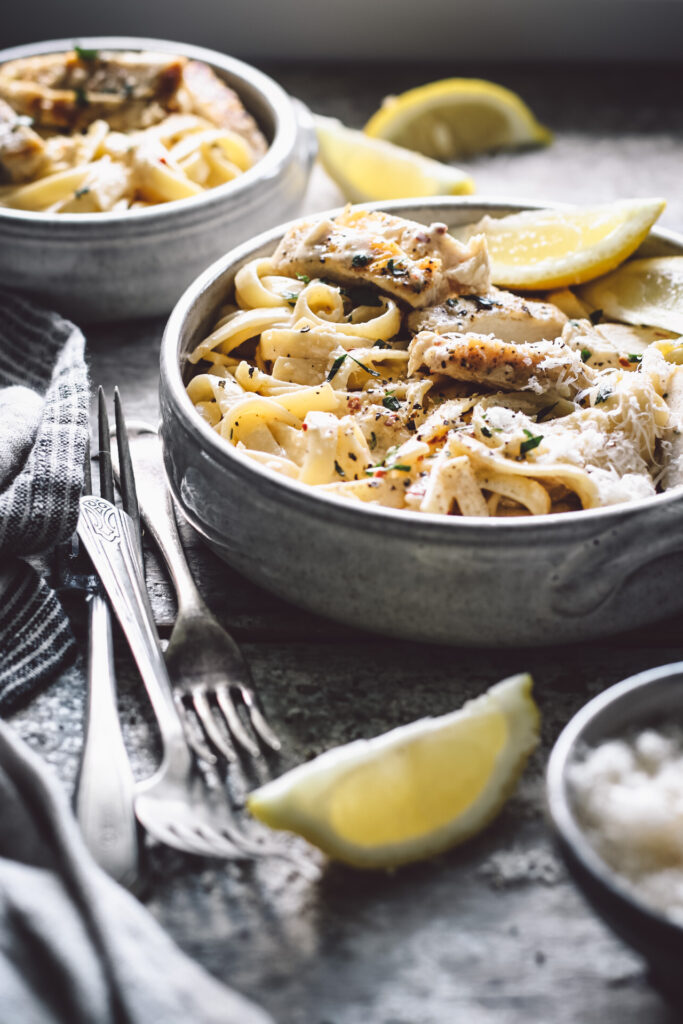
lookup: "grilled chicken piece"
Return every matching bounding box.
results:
[408,286,567,343]
[408,331,594,396]
[0,98,45,183]
[272,207,491,309]
[180,61,267,158]
[0,50,185,132]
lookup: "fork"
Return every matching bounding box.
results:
[78,389,268,860]
[110,420,281,766]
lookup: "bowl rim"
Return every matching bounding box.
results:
[161,194,683,534]
[0,35,298,228]
[546,661,683,937]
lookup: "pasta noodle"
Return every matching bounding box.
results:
[0,49,267,212]
[186,207,683,518]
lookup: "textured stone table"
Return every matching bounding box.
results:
[10,63,683,1024]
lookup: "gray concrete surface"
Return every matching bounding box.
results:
[9,62,683,1024]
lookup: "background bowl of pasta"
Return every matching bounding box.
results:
[160,197,683,647]
[0,36,315,321]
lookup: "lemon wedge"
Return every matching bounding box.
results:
[247,673,539,869]
[578,256,683,335]
[364,79,551,160]
[463,198,666,290]
[314,114,474,203]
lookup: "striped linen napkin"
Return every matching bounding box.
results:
[0,291,89,712]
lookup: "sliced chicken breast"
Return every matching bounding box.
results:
[180,61,267,157]
[408,331,594,395]
[271,207,491,309]
[0,50,185,131]
[407,286,567,343]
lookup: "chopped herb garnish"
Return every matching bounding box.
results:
[351,253,371,267]
[385,259,406,277]
[334,460,345,477]
[382,393,401,412]
[373,340,391,349]
[445,297,464,311]
[628,353,643,363]
[327,353,380,381]
[481,426,492,438]
[284,292,299,306]
[74,185,90,199]
[74,85,89,107]
[296,273,310,283]
[581,348,592,363]
[74,45,99,61]
[327,354,347,381]
[368,431,377,450]
[536,402,558,422]
[589,308,603,325]
[123,82,135,99]
[462,294,497,311]
[595,387,612,405]
[520,431,543,456]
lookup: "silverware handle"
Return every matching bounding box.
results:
[117,427,205,615]
[74,592,139,887]
[78,496,186,752]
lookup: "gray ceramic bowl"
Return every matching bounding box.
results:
[159,197,683,647]
[547,664,683,1000]
[0,36,316,321]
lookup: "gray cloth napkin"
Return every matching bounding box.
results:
[0,716,273,1024]
[0,291,89,711]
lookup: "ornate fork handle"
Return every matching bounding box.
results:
[77,496,189,766]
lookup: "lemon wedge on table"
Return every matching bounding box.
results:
[364,78,551,160]
[464,198,666,290]
[578,257,683,335]
[314,115,475,203]
[247,674,539,870]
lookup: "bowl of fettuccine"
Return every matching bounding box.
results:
[0,36,315,320]
[160,197,683,646]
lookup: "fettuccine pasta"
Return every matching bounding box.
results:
[185,206,683,518]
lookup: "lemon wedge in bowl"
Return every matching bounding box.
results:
[247,674,539,869]
[464,198,666,290]
[578,256,683,335]
[314,115,474,203]
[364,78,551,160]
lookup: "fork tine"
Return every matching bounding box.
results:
[214,684,260,759]
[236,685,282,752]
[113,388,143,557]
[83,437,93,495]
[173,692,218,766]
[97,387,115,504]
[191,685,238,763]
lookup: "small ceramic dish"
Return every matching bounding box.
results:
[0,36,316,321]
[546,663,683,999]
[159,197,683,646]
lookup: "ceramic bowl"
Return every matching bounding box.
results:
[546,663,683,999]
[159,197,683,646]
[0,36,316,321]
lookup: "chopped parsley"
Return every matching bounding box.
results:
[74,185,91,199]
[594,387,612,405]
[373,340,391,349]
[326,353,380,381]
[589,308,603,325]
[536,402,558,422]
[580,348,592,363]
[385,259,406,277]
[351,253,371,268]
[628,353,643,363]
[284,292,299,306]
[481,426,492,438]
[520,429,543,456]
[368,431,377,450]
[445,297,464,311]
[296,273,310,283]
[334,460,345,477]
[382,393,401,412]
[74,45,99,61]
[74,85,89,107]
[462,294,497,311]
